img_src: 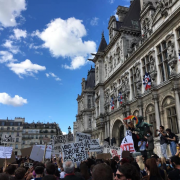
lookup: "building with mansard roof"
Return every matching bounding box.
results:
[74,67,96,135]
[74,0,180,156]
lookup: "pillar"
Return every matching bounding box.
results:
[152,92,161,129]
[105,122,107,138]
[107,121,110,137]
[174,90,180,130]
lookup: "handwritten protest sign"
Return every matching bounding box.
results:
[30,146,44,162]
[75,132,91,143]
[0,146,13,159]
[88,139,102,152]
[53,134,74,153]
[1,134,15,143]
[110,147,121,159]
[36,145,52,159]
[61,142,88,162]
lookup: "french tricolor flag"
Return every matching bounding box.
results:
[110,98,114,110]
[118,92,123,104]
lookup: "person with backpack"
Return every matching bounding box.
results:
[166,128,177,156]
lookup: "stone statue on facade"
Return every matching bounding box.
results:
[149,56,156,73]
[167,40,177,76]
[167,41,175,60]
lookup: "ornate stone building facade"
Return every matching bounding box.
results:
[74,0,180,156]
[74,67,96,136]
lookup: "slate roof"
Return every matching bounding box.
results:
[97,32,107,52]
[121,0,141,30]
[85,67,95,89]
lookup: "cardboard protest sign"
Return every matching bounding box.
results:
[88,139,102,152]
[96,153,111,160]
[75,132,91,143]
[122,151,130,158]
[30,146,44,162]
[61,142,88,162]
[21,146,33,157]
[0,146,13,159]
[53,134,74,153]
[36,145,52,159]
[1,134,15,143]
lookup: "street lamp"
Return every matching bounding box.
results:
[68,126,71,134]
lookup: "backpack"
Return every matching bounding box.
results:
[175,135,179,144]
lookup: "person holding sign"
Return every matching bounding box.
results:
[123,116,139,151]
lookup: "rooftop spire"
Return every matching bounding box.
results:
[98,31,107,52]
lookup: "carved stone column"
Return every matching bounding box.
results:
[107,116,110,138]
[172,81,180,130]
[137,97,143,116]
[152,92,161,129]
[105,122,107,138]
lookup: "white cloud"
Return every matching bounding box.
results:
[46,72,61,81]
[34,17,96,69]
[0,0,26,27]
[109,0,115,4]
[62,132,67,135]
[0,92,27,106]
[0,51,16,63]
[11,28,27,40]
[0,27,3,31]
[90,17,99,26]
[2,40,20,54]
[7,59,46,78]
[63,56,86,70]
[29,43,41,49]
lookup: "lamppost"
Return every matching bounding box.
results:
[68,126,71,134]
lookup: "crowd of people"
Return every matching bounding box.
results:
[0,150,180,180]
[0,124,180,180]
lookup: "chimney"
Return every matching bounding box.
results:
[116,6,129,22]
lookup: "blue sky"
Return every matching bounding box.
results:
[0,0,130,134]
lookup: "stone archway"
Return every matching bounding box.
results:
[112,120,124,146]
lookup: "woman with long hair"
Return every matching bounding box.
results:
[142,158,163,180]
[136,156,146,178]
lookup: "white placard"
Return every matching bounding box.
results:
[61,142,88,162]
[30,146,44,162]
[36,145,52,159]
[1,134,15,143]
[75,132,91,143]
[120,130,135,159]
[88,139,102,152]
[53,134,74,153]
[0,146,13,159]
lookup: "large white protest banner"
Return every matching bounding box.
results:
[53,134,74,153]
[61,142,88,162]
[120,130,135,155]
[1,134,15,143]
[36,145,52,159]
[30,146,44,162]
[0,147,13,159]
[88,139,102,152]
